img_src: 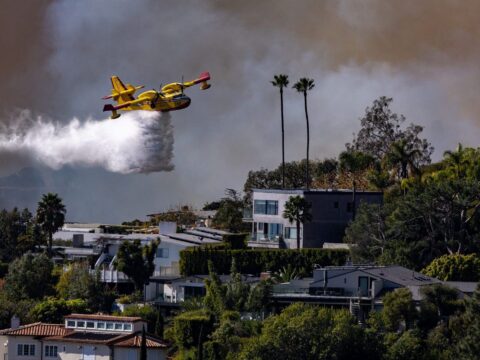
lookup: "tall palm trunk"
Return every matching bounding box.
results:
[303,92,310,189]
[352,178,357,221]
[296,219,301,250]
[280,87,285,189]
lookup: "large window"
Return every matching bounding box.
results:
[17,344,35,356]
[285,227,298,239]
[45,345,58,357]
[254,200,278,215]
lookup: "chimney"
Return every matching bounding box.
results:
[10,315,20,329]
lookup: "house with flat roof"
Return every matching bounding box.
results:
[249,189,383,248]
[0,314,167,360]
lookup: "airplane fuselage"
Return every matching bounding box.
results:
[126,91,191,112]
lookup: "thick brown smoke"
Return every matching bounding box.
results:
[1,0,480,222]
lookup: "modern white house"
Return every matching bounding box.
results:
[0,314,167,360]
[248,189,383,249]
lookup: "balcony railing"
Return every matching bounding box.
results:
[251,233,280,242]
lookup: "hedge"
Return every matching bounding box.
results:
[179,247,349,276]
[173,310,214,349]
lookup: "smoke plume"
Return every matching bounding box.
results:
[0,110,174,175]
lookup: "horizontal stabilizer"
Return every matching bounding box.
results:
[103,104,115,112]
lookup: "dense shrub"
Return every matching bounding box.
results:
[173,310,214,349]
[422,253,480,281]
[180,247,349,276]
[222,233,248,249]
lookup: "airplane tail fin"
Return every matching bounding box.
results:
[197,71,211,90]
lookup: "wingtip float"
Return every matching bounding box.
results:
[101,72,211,119]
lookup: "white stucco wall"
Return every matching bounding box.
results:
[0,336,42,360]
[115,347,166,360]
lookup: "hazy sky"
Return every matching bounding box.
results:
[1,0,480,223]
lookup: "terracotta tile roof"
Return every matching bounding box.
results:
[65,314,143,322]
[46,331,167,348]
[113,333,168,348]
[0,323,67,337]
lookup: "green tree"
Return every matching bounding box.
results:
[443,143,468,179]
[422,253,480,281]
[4,252,54,301]
[271,74,289,189]
[349,96,433,164]
[238,303,378,360]
[454,286,480,359]
[30,298,88,323]
[386,330,425,360]
[339,150,374,219]
[36,193,66,256]
[418,284,461,329]
[224,259,250,312]
[118,304,158,332]
[114,239,159,292]
[293,78,315,189]
[382,288,417,332]
[344,203,389,263]
[212,189,246,232]
[282,195,312,249]
[0,208,42,263]
[385,139,422,180]
[56,262,93,299]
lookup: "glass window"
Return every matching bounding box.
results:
[77,321,85,328]
[266,201,278,215]
[86,321,95,328]
[285,227,297,239]
[106,322,114,330]
[254,200,266,214]
[17,344,22,356]
[124,323,132,331]
[97,322,106,329]
[45,345,58,357]
[67,320,75,327]
[333,201,339,209]
[257,222,264,231]
[254,200,278,215]
[115,323,123,330]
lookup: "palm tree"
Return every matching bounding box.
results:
[339,150,374,220]
[282,195,312,249]
[293,78,315,189]
[443,143,467,179]
[271,74,289,189]
[36,193,66,256]
[386,139,422,180]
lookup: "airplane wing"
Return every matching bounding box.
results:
[161,72,211,94]
[102,76,144,104]
[183,72,211,89]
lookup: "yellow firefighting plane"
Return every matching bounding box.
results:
[102,72,211,119]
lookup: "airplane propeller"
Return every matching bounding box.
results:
[150,84,162,109]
